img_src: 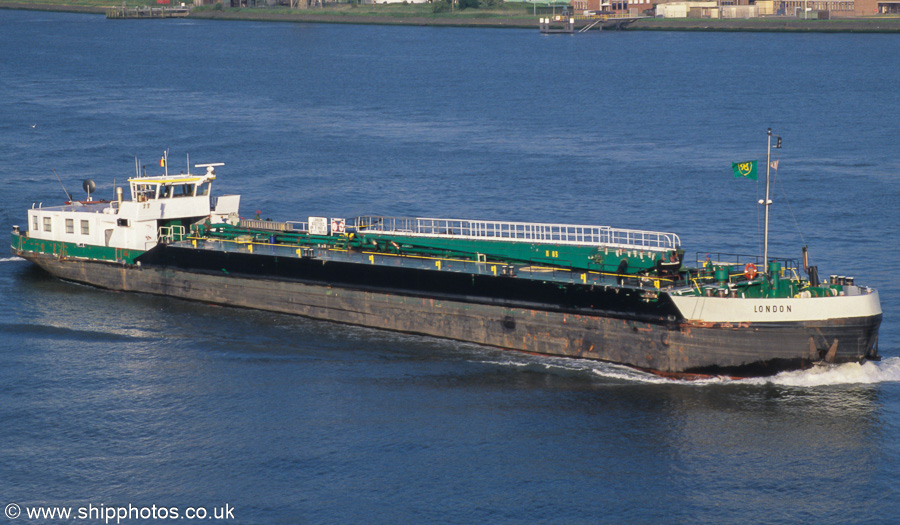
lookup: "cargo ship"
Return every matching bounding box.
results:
[10,142,882,378]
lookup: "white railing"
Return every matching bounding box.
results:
[349,216,680,251]
[157,225,186,244]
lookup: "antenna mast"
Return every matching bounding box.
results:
[761,128,781,272]
[52,169,72,202]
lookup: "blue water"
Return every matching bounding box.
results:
[2,9,900,523]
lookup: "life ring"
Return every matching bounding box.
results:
[744,263,758,280]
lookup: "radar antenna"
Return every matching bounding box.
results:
[82,179,96,201]
[195,162,225,176]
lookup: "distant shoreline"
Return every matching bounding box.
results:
[3,2,900,32]
[0,2,105,14]
[189,7,536,28]
[630,16,900,32]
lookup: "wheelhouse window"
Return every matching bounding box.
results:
[66,218,74,234]
[43,217,52,232]
[32,215,38,231]
[172,184,194,198]
[133,183,158,202]
[81,220,90,235]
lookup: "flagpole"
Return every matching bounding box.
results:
[763,129,772,272]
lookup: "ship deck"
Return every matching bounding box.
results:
[179,236,682,292]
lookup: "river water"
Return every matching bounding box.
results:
[1,9,899,523]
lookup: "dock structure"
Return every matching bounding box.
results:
[539,14,648,33]
[592,14,648,30]
[106,6,191,19]
[539,15,574,33]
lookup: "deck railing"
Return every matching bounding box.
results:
[157,225,186,244]
[234,215,681,251]
[351,216,680,251]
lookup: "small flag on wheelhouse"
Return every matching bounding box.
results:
[732,160,757,180]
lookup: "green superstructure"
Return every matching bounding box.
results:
[199,215,684,277]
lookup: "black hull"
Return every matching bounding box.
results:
[17,246,882,377]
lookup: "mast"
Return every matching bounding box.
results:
[761,128,781,272]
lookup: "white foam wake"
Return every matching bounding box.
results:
[0,257,25,263]
[480,354,716,385]
[744,356,900,387]
[479,352,900,387]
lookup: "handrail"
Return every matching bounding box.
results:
[574,13,640,20]
[694,251,801,272]
[231,214,682,252]
[157,225,186,244]
[349,216,680,251]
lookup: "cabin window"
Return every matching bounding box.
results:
[32,215,38,231]
[65,218,74,234]
[117,218,130,227]
[173,184,193,198]
[133,184,156,202]
[81,220,90,235]
[197,181,211,196]
[43,217,52,232]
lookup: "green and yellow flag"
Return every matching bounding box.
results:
[732,160,757,180]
